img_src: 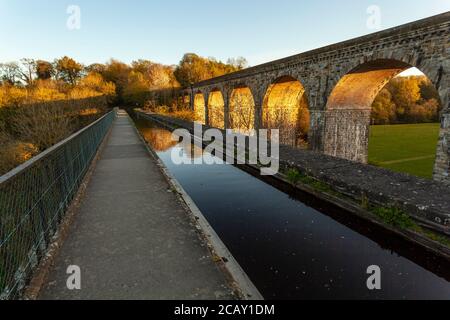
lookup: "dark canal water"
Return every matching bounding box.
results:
[134,116,450,300]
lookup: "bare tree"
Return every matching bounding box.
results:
[18,58,37,85]
[0,62,21,85]
[227,57,249,70]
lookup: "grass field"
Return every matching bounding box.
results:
[368,123,441,179]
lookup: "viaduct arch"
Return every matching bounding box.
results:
[180,12,450,184]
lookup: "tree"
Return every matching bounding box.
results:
[0,62,21,85]
[131,59,154,75]
[124,71,149,94]
[387,76,421,121]
[174,53,243,87]
[131,59,177,89]
[0,84,28,107]
[227,57,248,70]
[18,58,37,85]
[0,132,38,175]
[174,53,208,86]
[371,89,396,124]
[371,76,441,124]
[68,72,116,99]
[100,59,131,98]
[419,79,440,103]
[35,60,54,80]
[85,63,106,74]
[30,80,66,102]
[55,56,83,85]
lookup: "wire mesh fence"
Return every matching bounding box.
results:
[0,111,115,299]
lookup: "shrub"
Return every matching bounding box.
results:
[0,96,111,176]
[371,206,415,229]
[10,97,109,151]
[0,133,38,174]
[154,105,170,114]
[11,103,76,151]
[286,168,302,185]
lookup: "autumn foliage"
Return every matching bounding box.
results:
[174,54,246,87]
[2,52,440,176]
[0,57,115,175]
[371,76,441,124]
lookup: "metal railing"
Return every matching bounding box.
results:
[0,111,115,299]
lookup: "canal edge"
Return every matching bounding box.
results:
[127,112,264,301]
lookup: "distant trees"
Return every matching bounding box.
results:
[0,62,21,85]
[98,59,131,98]
[31,80,66,102]
[55,56,84,85]
[0,52,247,109]
[1,54,442,127]
[122,71,149,103]
[131,60,178,89]
[68,72,116,99]
[0,52,247,175]
[0,59,38,85]
[17,59,37,85]
[227,57,248,70]
[371,76,441,124]
[371,89,396,124]
[120,60,179,105]
[174,53,210,86]
[0,56,116,108]
[0,53,248,107]
[174,53,247,87]
[36,60,54,80]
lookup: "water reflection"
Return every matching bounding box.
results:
[138,126,178,152]
[137,119,205,159]
[134,115,450,300]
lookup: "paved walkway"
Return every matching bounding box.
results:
[40,111,234,300]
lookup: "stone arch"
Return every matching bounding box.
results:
[207,88,225,129]
[262,75,311,147]
[229,86,256,135]
[326,53,447,109]
[323,58,444,170]
[193,91,206,124]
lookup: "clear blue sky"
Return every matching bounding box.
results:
[0,0,449,67]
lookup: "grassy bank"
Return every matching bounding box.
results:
[368,123,440,178]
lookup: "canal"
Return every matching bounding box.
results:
[133,116,450,300]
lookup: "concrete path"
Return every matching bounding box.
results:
[39,111,234,300]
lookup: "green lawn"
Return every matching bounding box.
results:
[368,123,441,179]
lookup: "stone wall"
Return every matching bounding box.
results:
[323,109,372,163]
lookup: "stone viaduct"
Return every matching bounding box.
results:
[178,12,450,184]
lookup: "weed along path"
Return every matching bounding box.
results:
[133,116,450,300]
[39,111,251,300]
